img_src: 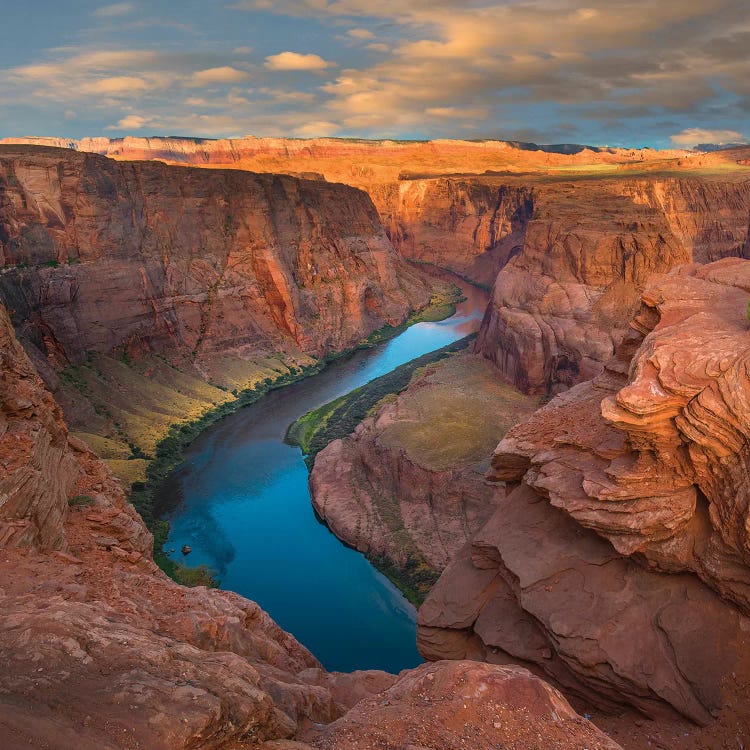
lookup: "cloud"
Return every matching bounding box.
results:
[80,76,153,95]
[294,120,341,137]
[425,106,489,119]
[346,28,374,39]
[93,2,136,17]
[190,67,251,86]
[264,52,334,71]
[670,128,746,148]
[106,114,154,130]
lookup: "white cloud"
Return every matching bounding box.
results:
[93,2,136,17]
[264,51,334,71]
[106,114,154,130]
[294,120,341,137]
[670,128,746,148]
[190,67,251,86]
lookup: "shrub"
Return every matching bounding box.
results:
[68,494,95,507]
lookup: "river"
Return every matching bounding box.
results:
[157,279,489,673]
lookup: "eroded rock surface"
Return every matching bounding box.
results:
[476,178,750,393]
[303,661,623,750]
[0,304,76,549]
[419,259,750,729]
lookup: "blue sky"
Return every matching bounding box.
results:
[1,1,748,148]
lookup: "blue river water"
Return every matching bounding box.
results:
[157,279,488,673]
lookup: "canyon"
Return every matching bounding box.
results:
[2,137,750,749]
[6,136,749,395]
[0,299,619,749]
[0,144,437,476]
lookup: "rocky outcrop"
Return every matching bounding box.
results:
[476,177,750,393]
[419,258,750,728]
[310,353,539,598]
[0,304,76,549]
[304,660,623,750]
[0,145,431,367]
[0,297,619,749]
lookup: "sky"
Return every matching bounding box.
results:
[0,0,748,148]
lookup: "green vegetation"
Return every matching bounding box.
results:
[369,553,439,606]
[286,334,477,462]
[68,494,95,507]
[129,361,325,529]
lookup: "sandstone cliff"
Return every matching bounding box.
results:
[6,136,746,289]
[475,176,750,393]
[0,145,430,364]
[0,145,435,460]
[419,259,750,737]
[0,298,620,749]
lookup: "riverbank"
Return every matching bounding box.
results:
[286,334,476,463]
[306,352,540,604]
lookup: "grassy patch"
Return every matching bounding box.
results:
[68,494,95,507]
[286,334,477,461]
[105,458,148,485]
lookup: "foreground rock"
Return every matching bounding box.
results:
[419,258,750,732]
[310,353,539,600]
[0,301,619,749]
[303,661,622,750]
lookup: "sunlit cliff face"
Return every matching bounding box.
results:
[0,1,748,148]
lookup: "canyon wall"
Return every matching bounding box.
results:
[4,140,748,391]
[475,176,750,393]
[0,304,76,549]
[0,296,620,750]
[0,145,436,460]
[419,258,750,732]
[0,145,431,366]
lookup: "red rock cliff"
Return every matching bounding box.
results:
[0,145,432,369]
[475,177,750,393]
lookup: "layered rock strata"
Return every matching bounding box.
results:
[475,178,750,393]
[0,145,430,365]
[419,258,750,729]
